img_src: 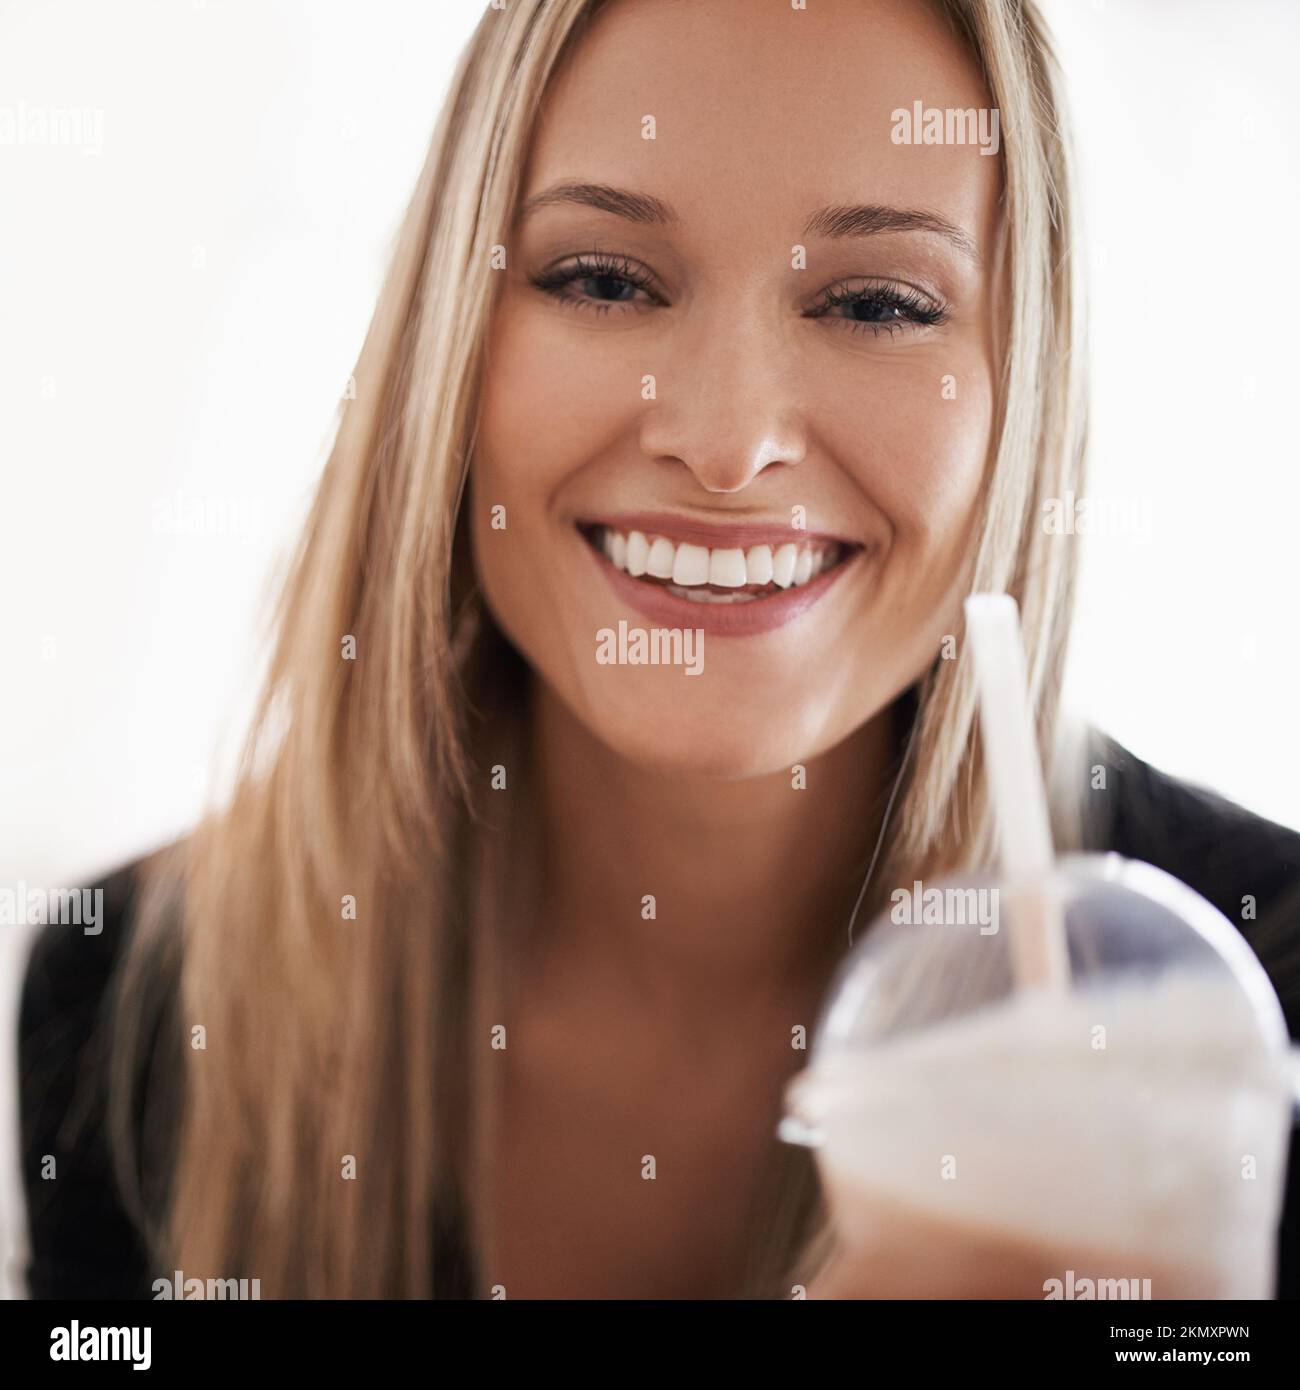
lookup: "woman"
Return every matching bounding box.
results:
[20,0,1300,1299]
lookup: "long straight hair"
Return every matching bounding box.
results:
[112,0,1088,1298]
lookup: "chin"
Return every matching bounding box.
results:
[573,676,850,782]
[598,725,803,782]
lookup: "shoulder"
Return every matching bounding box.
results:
[1086,732,1300,913]
[18,855,177,1299]
[1083,732,1300,1022]
[1081,734,1300,1299]
[20,863,144,1064]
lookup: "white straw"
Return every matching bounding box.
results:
[964,593,1070,991]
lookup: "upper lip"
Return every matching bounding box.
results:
[576,511,862,551]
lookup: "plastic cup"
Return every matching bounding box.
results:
[780,852,1300,1298]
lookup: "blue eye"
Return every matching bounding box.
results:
[531,252,661,312]
[575,274,638,302]
[809,281,948,337]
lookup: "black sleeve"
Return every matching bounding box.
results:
[1086,733,1300,1299]
[17,864,157,1299]
[1090,734,1300,1031]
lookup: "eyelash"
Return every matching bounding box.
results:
[529,251,949,337]
[530,252,663,314]
[808,281,949,337]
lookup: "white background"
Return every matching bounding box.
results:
[2,0,1298,1297]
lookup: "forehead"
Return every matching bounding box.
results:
[526,0,1001,248]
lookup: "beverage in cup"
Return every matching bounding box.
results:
[780,854,1300,1297]
[779,595,1300,1298]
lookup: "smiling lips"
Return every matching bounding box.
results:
[579,517,861,636]
[594,524,842,602]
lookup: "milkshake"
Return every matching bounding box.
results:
[780,596,1299,1299]
[788,958,1294,1298]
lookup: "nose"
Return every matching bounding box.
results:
[636,324,807,493]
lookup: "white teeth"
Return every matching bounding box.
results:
[672,542,710,586]
[594,525,839,595]
[745,545,774,585]
[626,530,649,576]
[666,585,759,605]
[646,537,675,578]
[709,548,748,588]
[772,543,798,588]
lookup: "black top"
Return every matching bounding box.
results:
[17,734,1300,1299]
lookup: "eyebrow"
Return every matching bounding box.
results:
[518,181,978,261]
[518,181,677,226]
[803,203,979,263]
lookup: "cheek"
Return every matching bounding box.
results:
[471,296,645,675]
[472,307,595,602]
[834,355,992,567]
[478,296,636,493]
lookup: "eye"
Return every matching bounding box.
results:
[530,252,664,314]
[806,280,948,338]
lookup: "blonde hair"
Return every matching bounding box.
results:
[112,0,1087,1298]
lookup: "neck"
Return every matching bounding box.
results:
[522,683,906,1016]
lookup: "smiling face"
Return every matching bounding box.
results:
[471,0,1004,778]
